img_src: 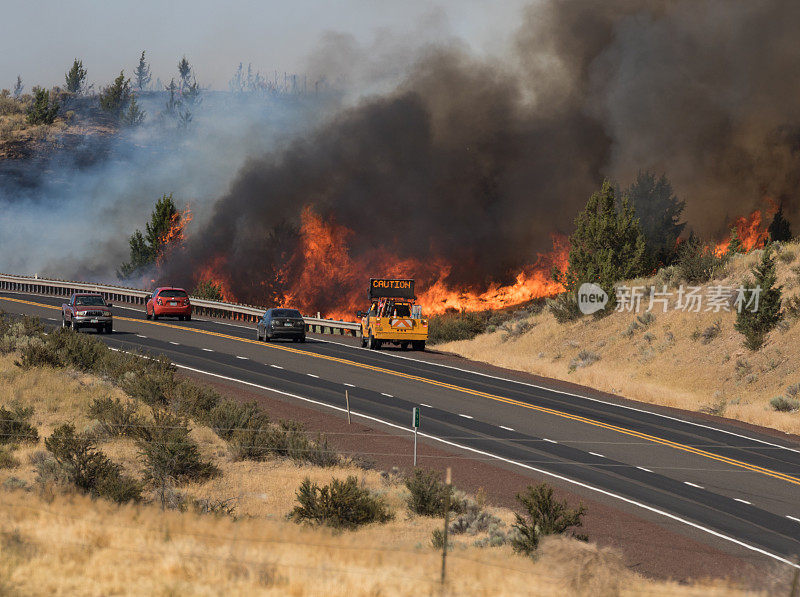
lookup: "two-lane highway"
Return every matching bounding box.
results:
[3,290,800,565]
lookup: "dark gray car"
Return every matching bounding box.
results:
[257,308,306,342]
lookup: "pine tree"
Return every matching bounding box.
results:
[727,227,743,256]
[26,87,59,125]
[65,59,87,94]
[13,75,23,99]
[558,179,647,312]
[134,51,151,91]
[735,245,783,351]
[99,71,132,120]
[625,171,685,268]
[177,56,192,89]
[122,94,145,126]
[768,204,793,243]
[118,194,180,278]
[165,79,179,117]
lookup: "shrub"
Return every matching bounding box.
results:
[27,87,59,125]
[0,447,20,469]
[511,483,586,556]
[171,381,221,420]
[88,396,145,438]
[568,350,600,372]
[405,468,457,516]
[676,234,722,283]
[192,280,224,302]
[699,320,721,345]
[14,337,62,369]
[547,292,581,323]
[208,400,267,441]
[428,311,488,344]
[735,246,783,351]
[431,528,453,550]
[44,424,141,503]
[43,328,105,371]
[137,410,218,484]
[770,396,800,413]
[290,476,393,529]
[0,405,39,444]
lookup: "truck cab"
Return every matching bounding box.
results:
[61,293,113,334]
[358,278,427,350]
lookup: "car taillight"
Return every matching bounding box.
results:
[157,298,162,305]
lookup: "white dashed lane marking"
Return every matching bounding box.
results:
[734,498,751,505]
[637,466,653,473]
[787,515,800,523]
[500,425,514,431]
[202,348,213,352]
[543,438,558,444]
[459,414,473,419]
[420,403,432,408]
[307,373,319,378]
[236,356,248,360]
[344,383,355,387]
[684,482,704,489]
[381,392,393,397]
[169,341,179,345]
[136,335,146,338]
[589,452,605,458]
[270,364,283,369]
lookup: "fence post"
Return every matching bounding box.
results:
[345,390,351,424]
[441,467,451,588]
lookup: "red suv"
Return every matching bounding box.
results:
[146,287,192,321]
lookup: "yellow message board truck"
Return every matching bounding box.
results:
[358,278,428,351]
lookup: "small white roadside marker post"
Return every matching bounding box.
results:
[412,407,420,466]
[345,390,351,424]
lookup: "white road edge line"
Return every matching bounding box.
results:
[734,498,751,505]
[310,335,800,456]
[500,425,514,431]
[589,452,605,458]
[684,482,705,489]
[787,515,800,523]
[162,361,798,569]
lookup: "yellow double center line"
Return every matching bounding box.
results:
[6,295,800,487]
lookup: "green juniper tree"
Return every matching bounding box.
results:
[726,227,743,256]
[134,51,151,91]
[555,179,647,313]
[625,171,686,268]
[26,87,59,125]
[768,203,793,243]
[65,59,87,94]
[122,94,145,126]
[118,194,180,278]
[735,245,783,351]
[177,56,192,89]
[99,71,132,119]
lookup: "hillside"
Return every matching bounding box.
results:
[438,242,800,436]
[0,319,758,595]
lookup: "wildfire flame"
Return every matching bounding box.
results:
[713,201,776,257]
[156,207,193,266]
[279,207,568,319]
[195,254,237,303]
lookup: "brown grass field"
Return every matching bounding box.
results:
[0,353,763,595]
[439,243,800,436]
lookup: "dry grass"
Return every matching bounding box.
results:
[439,243,800,435]
[0,354,759,595]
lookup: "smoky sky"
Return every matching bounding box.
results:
[164,0,800,310]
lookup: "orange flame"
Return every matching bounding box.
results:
[280,207,567,319]
[713,204,775,257]
[156,207,193,266]
[195,254,237,303]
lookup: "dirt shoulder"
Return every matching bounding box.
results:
[182,368,769,585]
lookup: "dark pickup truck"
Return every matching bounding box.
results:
[61,293,113,333]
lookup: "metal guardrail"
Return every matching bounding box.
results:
[0,273,361,337]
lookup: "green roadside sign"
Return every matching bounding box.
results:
[413,407,420,428]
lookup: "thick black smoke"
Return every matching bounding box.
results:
[165,0,800,312]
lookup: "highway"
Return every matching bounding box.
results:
[2,290,800,566]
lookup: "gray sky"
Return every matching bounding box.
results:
[2,0,531,91]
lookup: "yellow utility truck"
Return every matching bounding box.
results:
[358,278,428,350]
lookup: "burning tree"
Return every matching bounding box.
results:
[118,194,188,279]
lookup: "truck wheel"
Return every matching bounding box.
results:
[368,333,379,350]
[401,341,409,350]
[145,309,151,320]
[361,335,367,348]
[412,340,425,351]
[105,324,113,334]
[186,314,191,321]
[62,318,69,329]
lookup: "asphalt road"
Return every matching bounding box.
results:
[3,290,800,565]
